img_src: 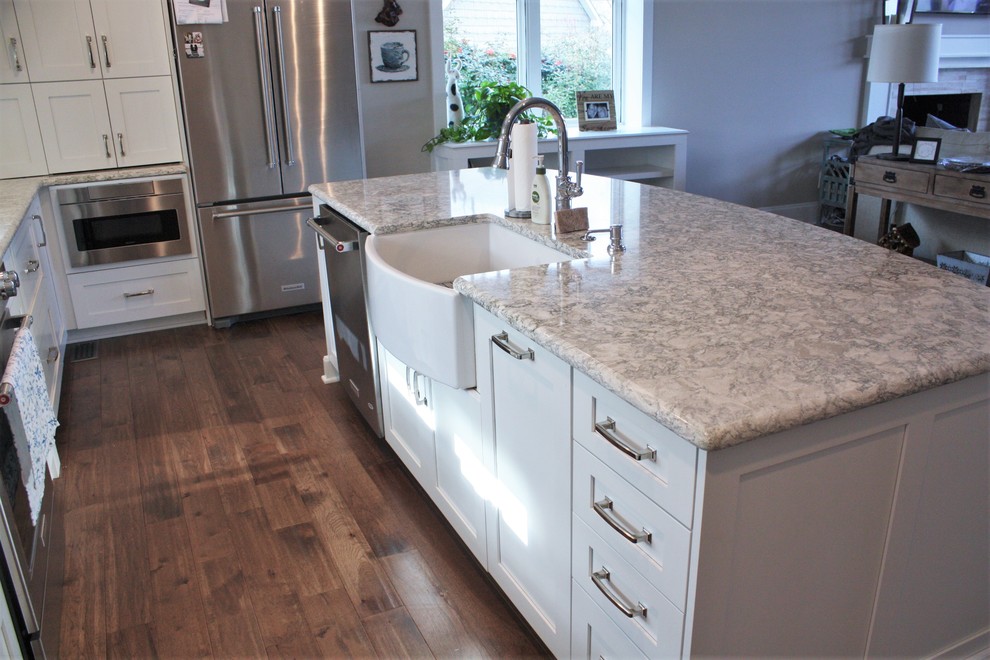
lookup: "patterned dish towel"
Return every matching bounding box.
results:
[1,327,59,525]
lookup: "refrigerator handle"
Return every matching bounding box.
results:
[272,6,296,167]
[253,6,278,169]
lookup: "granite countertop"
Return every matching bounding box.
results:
[310,168,990,451]
[0,164,186,256]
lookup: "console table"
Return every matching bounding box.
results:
[430,125,688,190]
[845,156,990,242]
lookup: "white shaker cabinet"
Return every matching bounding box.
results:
[103,76,181,168]
[12,0,169,82]
[378,343,438,490]
[0,83,47,177]
[33,77,180,172]
[377,342,488,565]
[32,79,114,172]
[474,306,571,658]
[0,0,28,83]
[4,196,65,408]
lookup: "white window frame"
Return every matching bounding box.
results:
[429,0,651,131]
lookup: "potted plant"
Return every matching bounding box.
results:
[422,81,553,153]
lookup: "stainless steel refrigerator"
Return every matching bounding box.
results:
[170,0,365,324]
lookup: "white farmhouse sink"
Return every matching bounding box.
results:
[366,222,573,389]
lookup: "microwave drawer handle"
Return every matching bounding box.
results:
[212,204,306,220]
[123,288,154,298]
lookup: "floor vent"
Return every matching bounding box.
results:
[67,341,98,362]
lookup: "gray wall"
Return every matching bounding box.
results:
[651,0,876,208]
[354,0,437,178]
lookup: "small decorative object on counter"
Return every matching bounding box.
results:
[531,155,551,225]
[878,221,921,256]
[375,0,402,26]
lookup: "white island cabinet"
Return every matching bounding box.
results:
[569,368,989,658]
[377,342,489,565]
[308,168,989,659]
[474,306,572,658]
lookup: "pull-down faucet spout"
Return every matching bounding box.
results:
[492,97,583,211]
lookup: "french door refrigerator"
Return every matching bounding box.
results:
[170,0,365,324]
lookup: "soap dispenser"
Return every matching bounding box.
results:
[531,155,551,225]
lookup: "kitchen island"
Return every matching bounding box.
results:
[310,168,989,658]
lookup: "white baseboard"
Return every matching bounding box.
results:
[66,311,207,343]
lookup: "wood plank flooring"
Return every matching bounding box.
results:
[53,311,549,659]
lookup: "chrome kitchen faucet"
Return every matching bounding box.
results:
[492,97,583,210]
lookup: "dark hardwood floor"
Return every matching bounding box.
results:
[53,311,549,659]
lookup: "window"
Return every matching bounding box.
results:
[442,0,616,119]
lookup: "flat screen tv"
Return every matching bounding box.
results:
[915,0,990,14]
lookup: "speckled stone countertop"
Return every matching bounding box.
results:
[0,165,186,256]
[311,168,990,451]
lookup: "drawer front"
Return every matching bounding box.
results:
[573,516,685,658]
[855,161,930,194]
[574,443,691,611]
[933,174,989,207]
[573,370,697,527]
[571,579,647,660]
[68,258,205,328]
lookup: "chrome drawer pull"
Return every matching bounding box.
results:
[123,288,154,298]
[595,417,656,461]
[970,185,986,200]
[86,35,96,68]
[25,260,40,273]
[101,34,111,68]
[9,37,21,71]
[591,567,647,619]
[492,332,534,360]
[117,132,125,157]
[593,497,652,544]
[882,171,897,184]
[103,134,111,158]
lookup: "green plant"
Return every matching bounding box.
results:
[422,81,554,153]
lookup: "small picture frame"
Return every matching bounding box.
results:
[369,30,418,83]
[576,90,617,131]
[910,137,942,164]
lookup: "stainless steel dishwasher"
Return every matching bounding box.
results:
[307,206,383,437]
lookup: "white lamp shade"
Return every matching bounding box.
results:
[867,23,942,83]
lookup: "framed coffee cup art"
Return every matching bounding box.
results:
[369,30,418,83]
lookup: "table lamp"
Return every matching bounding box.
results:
[867,23,942,161]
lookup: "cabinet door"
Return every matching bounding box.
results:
[477,308,572,658]
[432,381,487,565]
[379,344,438,488]
[0,0,29,82]
[33,80,114,172]
[104,76,180,167]
[88,0,170,78]
[30,269,61,407]
[0,84,48,177]
[11,0,100,82]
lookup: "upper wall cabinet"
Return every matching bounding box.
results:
[33,77,180,172]
[0,83,47,176]
[12,0,170,82]
[0,0,29,83]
